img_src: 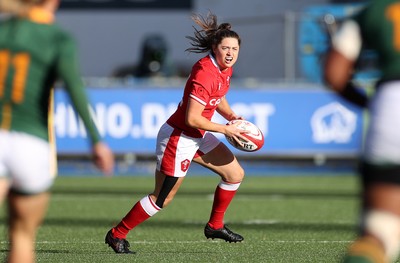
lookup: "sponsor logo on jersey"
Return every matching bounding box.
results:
[209,98,222,106]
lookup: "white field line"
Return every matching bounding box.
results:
[0,219,353,245]
[0,240,352,245]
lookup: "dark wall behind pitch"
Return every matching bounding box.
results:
[56,0,357,80]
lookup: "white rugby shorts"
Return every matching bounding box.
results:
[0,130,55,194]
[155,123,221,177]
[363,81,400,165]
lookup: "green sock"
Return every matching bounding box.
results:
[342,255,375,263]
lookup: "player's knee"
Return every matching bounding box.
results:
[234,165,244,177]
[219,163,244,183]
[363,210,400,262]
[228,166,244,182]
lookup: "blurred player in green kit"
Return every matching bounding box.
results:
[324,0,400,262]
[0,0,115,262]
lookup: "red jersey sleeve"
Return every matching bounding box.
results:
[188,64,215,106]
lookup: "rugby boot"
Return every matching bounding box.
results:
[204,224,244,243]
[105,229,135,254]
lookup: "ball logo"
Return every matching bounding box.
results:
[247,128,263,140]
[242,142,254,151]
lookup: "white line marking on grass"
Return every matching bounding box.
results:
[242,219,353,225]
[206,195,286,200]
[0,240,352,245]
[269,240,351,243]
[133,240,352,244]
[244,219,280,224]
[181,219,353,226]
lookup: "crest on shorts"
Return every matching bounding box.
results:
[181,159,190,172]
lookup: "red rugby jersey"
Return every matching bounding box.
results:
[167,54,232,138]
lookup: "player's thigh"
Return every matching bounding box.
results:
[8,191,50,228]
[0,130,11,203]
[194,141,244,183]
[0,178,9,205]
[8,132,54,194]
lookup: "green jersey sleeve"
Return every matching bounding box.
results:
[56,32,101,145]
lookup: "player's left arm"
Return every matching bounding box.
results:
[216,96,242,121]
[186,97,247,144]
[56,35,101,144]
[48,88,57,177]
[56,34,114,175]
[186,97,226,134]
[324,19,368,108]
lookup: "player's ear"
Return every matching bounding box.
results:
[211,44,218,55]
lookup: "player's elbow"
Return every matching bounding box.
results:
[323,71,344,93]
[323,50,354,93]
[185,116,199,129]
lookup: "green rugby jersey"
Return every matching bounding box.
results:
[0,7,100,144]
[355,0,400,81]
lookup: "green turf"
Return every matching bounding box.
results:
[0,174,363,262]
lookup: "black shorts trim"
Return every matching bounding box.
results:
[376,77,400,87]
[9,188,48,196]
[360,161,400,186]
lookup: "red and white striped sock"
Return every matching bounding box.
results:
[207,180,241,229]
[113,195,160,239]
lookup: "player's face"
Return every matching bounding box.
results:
[213,37,240,71]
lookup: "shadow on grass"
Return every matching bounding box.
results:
[0,218,354,233]
[51,188,358,199]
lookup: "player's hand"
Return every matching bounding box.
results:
[225,120,249,146]
[229,115,244,121]
[92,142,115,176]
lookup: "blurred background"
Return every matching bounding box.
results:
[54,0,375,176]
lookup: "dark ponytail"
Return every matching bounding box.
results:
[185,12,241,54]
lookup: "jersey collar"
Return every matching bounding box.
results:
[27,7,54,24]
[209,53,222,73]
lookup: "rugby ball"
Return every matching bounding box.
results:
[225,120,264,152]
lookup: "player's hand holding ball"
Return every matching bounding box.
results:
[225,120,264,152]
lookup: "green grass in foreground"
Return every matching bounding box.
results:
[0,174,363,263]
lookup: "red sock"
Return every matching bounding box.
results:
[113,195,160,239]
[208,181,241,229]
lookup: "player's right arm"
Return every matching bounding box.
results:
[324,20,361,91]
[216,96,242,121]
[323,19,368,108]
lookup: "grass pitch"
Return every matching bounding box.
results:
[0,174,361,262]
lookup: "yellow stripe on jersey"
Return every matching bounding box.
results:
[48,88,57,177]
[1,103,11,130]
